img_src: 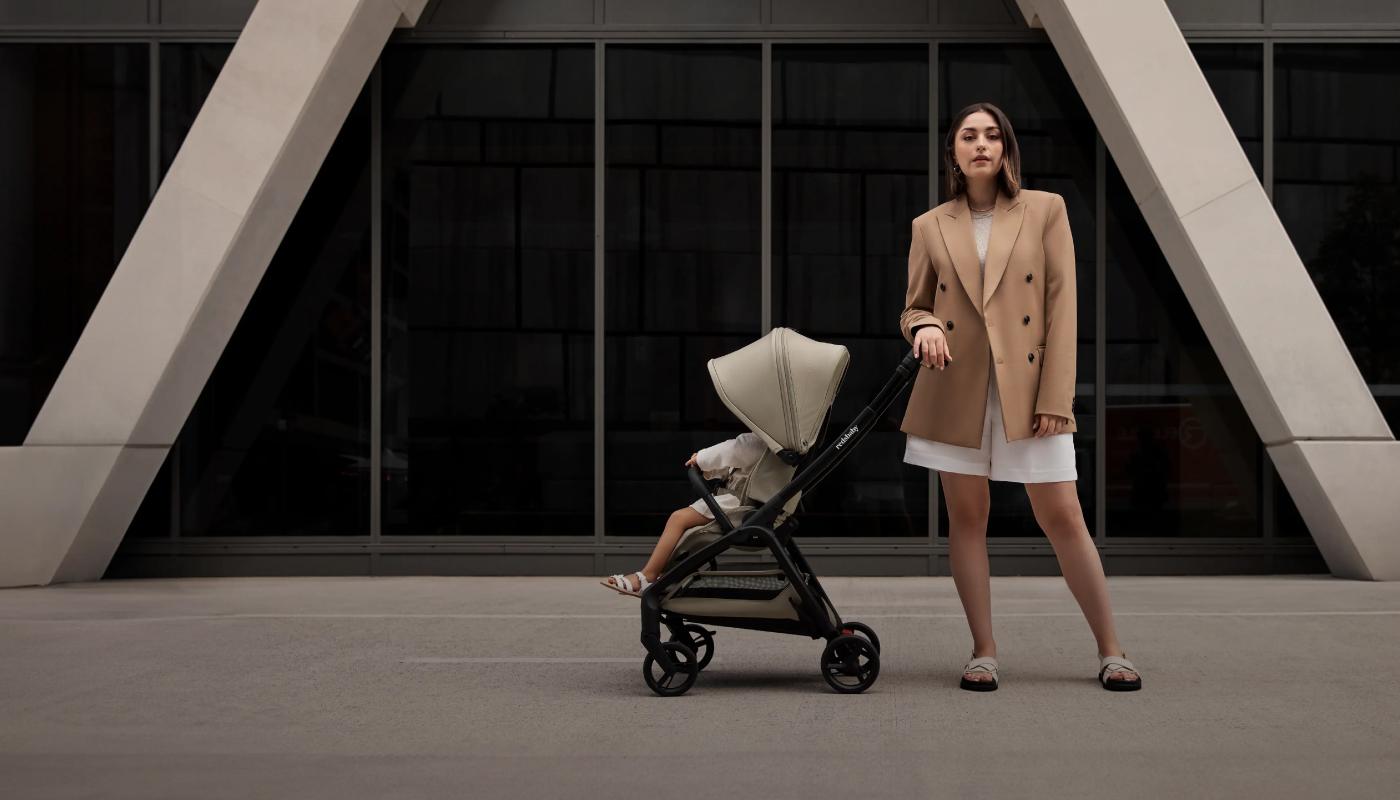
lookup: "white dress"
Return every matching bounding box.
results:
[902,207,1078,484]
[687,432,767,519]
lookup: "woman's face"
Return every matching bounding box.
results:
[952,110,1003,181]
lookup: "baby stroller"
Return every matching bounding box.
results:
[639,327,921,696]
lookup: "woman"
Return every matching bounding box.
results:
[899,102,1142,692]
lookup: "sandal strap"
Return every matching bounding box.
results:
[964,656,999,674]
[612,573,633,592]
[1099,655,1137,675]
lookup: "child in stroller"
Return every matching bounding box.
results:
[600,432,767,597]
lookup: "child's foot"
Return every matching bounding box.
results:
[600,571,651,597]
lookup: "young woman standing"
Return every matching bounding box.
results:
[899,102,1142,692]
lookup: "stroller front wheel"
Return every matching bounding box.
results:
[643,642,699,697]
[820,634,880,694]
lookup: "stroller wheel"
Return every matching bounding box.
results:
[820,634,880,694]
[643,642,699,697]
[668,623,716,671]
[841,621,881,654]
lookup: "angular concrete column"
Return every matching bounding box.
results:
[1014,0,1400,579]
[0,0,430,587]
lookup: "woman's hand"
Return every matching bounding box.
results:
[685,452,698,467]
[1032,414,1068,438]
[913,326,953,370]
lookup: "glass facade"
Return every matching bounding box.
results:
[604,46,762,537]
[0,45,148,445]
[8,24,1391,573]
[382,45,595,536]
[772,45,929,538]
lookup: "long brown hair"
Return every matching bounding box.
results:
[943,102,1022,202]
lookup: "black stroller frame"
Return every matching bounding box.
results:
[639,351,923,695]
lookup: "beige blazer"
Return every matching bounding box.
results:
[898,188,1078,448]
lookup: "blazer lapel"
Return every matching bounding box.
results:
[981,191,1026,309]
[936,195,984,319]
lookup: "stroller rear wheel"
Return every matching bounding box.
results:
[643,642,699,697]
[840,621,881,654]
[668,623,716,671]
[820,634,880,694]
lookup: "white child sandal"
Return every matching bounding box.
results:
[960,654,1000,692]
[600,571,652,597]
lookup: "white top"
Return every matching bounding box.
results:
[688,432,768,519]
[971,207,994,278]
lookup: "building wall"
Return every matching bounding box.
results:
[3,1,1397,575]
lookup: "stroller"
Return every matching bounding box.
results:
[638,327,921,696]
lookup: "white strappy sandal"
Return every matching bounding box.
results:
[1099,653,1142,691]
[600,571,652,597]
[960,654,999,692]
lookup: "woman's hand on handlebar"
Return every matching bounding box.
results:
[685,452,698,467]
[913,326,952,370]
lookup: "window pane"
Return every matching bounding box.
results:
[936,44,1097,537]
[606,45,761,536]
[773,45,929,537]
[1275,44,1400,431]
[0,45,149,445]
[1104,157,1262,537]
[163,45,373,536]
[1274,44,1400,541]
[383,46,595,536]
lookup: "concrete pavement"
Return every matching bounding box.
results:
[2,575,1398,798]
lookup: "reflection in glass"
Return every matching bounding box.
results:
[936,44,1097,537]
[1275,45,1400,432]
[163,44,373,536]
[1104,158,1261,537]
[383,46,595,535]
[773,45,929,536]
[606,46,761,536]
[0,45,148,444]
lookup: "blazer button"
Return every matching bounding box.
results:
[945,320,955,331]
[1023,315,1030,325]
[1028,352,1036,363]
[1025,273,1033,283]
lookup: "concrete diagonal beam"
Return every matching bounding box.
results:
[0,0,430,587]
[1014,0,1400,579]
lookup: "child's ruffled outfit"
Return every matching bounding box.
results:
[687,432,768,520]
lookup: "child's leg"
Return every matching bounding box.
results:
[641,507,712,581]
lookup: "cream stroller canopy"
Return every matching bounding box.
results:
[707,327,850,456]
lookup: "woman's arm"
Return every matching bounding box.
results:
[899,218,945,346]
[1034,193,1077,423]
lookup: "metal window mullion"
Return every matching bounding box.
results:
[1095,133,1107,542]
[370,62,383,561]
[928,40,939,571]
[762,41,772,334]
[594,41,606,572]
[150,39,179,540]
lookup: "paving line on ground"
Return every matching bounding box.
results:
[401,657,636,664]
[3,610,1400,624]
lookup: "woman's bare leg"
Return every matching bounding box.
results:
[940,471,996,682]
[1023,480,1136,682]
